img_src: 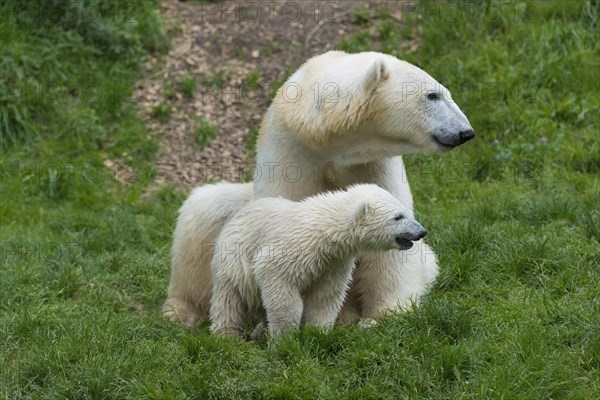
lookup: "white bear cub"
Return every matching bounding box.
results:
[210,184,428,337]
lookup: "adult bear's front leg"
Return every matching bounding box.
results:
[351,241,439,319]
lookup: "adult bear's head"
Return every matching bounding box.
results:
[272,51,474,159]
[372,54,474,152]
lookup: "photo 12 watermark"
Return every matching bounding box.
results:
[198,1,340,23]
[0,160,139,185]
[0,80,139,106]
[1,1,143,25]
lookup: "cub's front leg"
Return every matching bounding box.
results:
[209,279,246,337]
[302,260,355,328]
[259,282,304,337]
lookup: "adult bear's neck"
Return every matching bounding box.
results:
[254,122,330,200]
[319,123,423,166]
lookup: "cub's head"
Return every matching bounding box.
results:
[351,185,428,251]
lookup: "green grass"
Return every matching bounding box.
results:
[195,116,218,149]
[163,82,176,100]
[180,74,197,99]
[246,123,261,157]
[244,70,262,91]
[352,6,372,25]
[152,103,173,123]
[0,0,168,150]
[1,1,599,399]
[202,69,229,88]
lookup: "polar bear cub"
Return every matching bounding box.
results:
[210,184,428,337]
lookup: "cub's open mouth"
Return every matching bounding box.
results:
[432,136,456,150]
[395,236,414,250]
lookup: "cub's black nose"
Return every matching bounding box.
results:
[403,227,427,242]
[458,130,475,144]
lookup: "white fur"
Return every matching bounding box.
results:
[163,51,472,325]
[163,183,252,326]
[209,185,426,336]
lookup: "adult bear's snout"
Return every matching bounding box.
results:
[458,129,475,144]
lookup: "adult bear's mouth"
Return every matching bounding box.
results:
[395,236,414,250]
[432,136,456,150]
[432,129,475,150]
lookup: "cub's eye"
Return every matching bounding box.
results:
[427,92,440,101]
[394,215,403,221]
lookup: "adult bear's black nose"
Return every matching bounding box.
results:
[458,130,475,144]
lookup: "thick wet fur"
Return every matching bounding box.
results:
[209,185,427,337]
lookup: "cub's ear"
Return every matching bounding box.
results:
[364,58,389,91]
[355,201,370,222]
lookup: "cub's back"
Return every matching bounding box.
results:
[218,197,296,243]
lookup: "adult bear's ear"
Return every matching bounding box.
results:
[364,58,389,91]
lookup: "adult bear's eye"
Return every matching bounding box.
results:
[394,215,403,221]
[427,92,440,101]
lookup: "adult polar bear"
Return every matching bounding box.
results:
[163,51,474,327]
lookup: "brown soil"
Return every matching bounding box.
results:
[134,0,385,190]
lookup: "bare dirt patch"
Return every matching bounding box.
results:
[135,0,379,190]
